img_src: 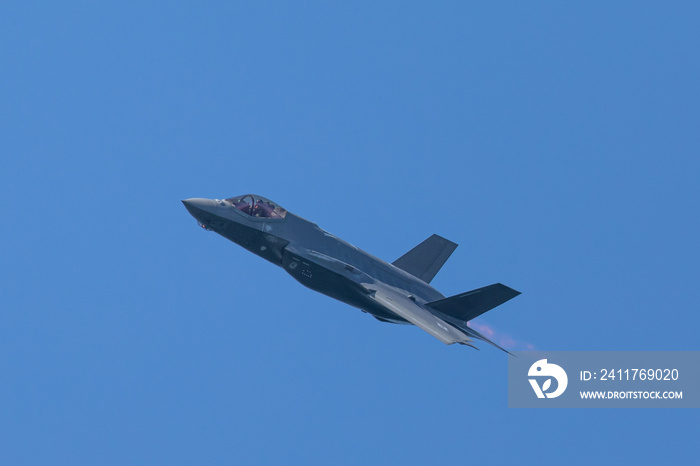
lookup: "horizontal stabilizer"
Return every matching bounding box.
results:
[426,283,520,323]
[392,234,457,284]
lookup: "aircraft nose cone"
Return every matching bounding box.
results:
[182,198,219,220]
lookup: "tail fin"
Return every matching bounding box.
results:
[392,234,457,284]
[426,283,520,322]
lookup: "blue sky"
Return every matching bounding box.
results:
[1,2,698,464]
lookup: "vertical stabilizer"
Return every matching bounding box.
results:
[392,234,457,284]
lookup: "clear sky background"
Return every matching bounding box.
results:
[1,2,699,464]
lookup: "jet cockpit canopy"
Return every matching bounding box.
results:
[225,194,287,219]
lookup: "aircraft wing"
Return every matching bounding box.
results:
[366,284,474,347]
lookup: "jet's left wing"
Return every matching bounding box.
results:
[366,284,475,347]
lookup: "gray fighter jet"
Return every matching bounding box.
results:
[183,194,520,352]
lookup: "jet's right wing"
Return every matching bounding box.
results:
[366,284,474,347]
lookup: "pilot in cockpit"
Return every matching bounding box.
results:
[253,199,273,218]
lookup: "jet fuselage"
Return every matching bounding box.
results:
[183,194,521,351]
[182,196,443,324]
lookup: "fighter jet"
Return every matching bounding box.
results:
[182,194,520,352]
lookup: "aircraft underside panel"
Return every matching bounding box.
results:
[281,244,372,309]
[218,219,289,265]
